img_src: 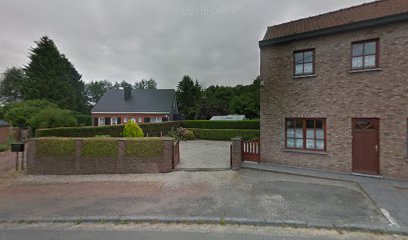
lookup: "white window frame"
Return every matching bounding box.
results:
[111,117,117,125]
[130,118,136,122]
[124,117,128,123]
[98,117,105,126]
[138,117,142,123]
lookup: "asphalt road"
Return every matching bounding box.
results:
[0,223,404,240]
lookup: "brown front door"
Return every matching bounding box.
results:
[352,118,379,175]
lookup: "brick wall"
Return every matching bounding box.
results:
[260,21,408,180]
[91,113,170,126]
[26,138,175,175]
[0,126,10,144]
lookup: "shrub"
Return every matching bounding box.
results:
[181,120,259,130]
[0,143,9,152]
[189,128,259,141]
[175,127,195,140]
[81,139,118,157]
[125,138,164,157]
[123,121,144,137]
[35,122,182,138]
[36,138,76,157]
[3,100,57,126]
[28,107,77,129]
[74,114,92,126]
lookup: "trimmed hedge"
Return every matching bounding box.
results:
[189,128,260,141]
[35,121,182,138]
[181,120,259,130]
[125,138,164,158]
[81,138,118,157]
[74,115,92,126]
[36,138,76,157]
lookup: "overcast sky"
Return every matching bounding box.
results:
[0,0,373,88]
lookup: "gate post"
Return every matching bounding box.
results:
[231,137,242,170]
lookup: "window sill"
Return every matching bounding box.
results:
[284,149,328,155]
[293,74,317,79]
[349,68,381,74]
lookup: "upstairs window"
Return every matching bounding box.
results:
[352,39,378,70]
[294,49,315,76]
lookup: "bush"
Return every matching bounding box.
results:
[36,138,76,157]
[123,121,144,137]
[181,120,259,130]
[74,114,92,126]
[189,128,260,140]
[125,138,164,157]
[0,143,9,152]
[35,122,182,138]
[28,107,77,129]
[81,138,118,157]
[175,127,195,140]
[3,100,57,126]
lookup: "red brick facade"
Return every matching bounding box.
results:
[91,113,170,126]
[260,21,408,180]
[0,126,10,144]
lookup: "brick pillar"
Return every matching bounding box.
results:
[25,139,36,174]
[231,137,242,170]
[160,138,173,173]
[75,139,82,172]
[117,140,125,174]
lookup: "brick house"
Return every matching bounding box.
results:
[259,0,408,180]
[91,88,178,126]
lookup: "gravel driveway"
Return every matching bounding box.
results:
[176,140,231,169]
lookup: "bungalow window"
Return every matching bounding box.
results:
[124,117,128,123]
[294,49,314,76]
[98,117,105,126]
[111,117,117,125]
[286,118,326,151]
[352,39,378,70]
[138,118,142,123]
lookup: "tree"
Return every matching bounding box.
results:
[229,93,259,119]
[134,78,157,90]
[0,67,26,104]
[123,120,144,137]
[3,100,58,126]
[23,36,88,113]
[85,80,113,105]
[113,80,132,89]
[28,107,77,129]
[176,75,202,119]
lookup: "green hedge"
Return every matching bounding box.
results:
[74,115,92,126]
[35,122,182,138]
[189,128,260,141]
[81,138,118,157]
[125,138,164,158]
[36,138,76,157]
[181,120,259,130]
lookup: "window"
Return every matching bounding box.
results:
[124,117,128,123]
[294,49,314,76]
[98,117,105,126]
[144,117,150,123]
[111,117,117,125]
[352,39,378,70]
[130,118,136,122]
[286,118,326,151]
[150,117,162,123]
[138,118,142,123]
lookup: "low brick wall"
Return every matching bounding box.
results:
[26,137,174,175]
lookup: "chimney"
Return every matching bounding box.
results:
[124,87,131,100]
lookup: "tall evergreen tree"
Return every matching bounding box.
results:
[176,75,202,119]
[23,36,88,113]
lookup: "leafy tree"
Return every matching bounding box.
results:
[28,107,77,129]
[229,93,258,119]
[85,80,113,105]
[3,100,58,126]
[176,75,202,119]
[123,120,144,137]
[23,36,88,113]
[0,67,26,104]
[113,80,132,89]
[134,78,157,90]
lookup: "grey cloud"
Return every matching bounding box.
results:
[0,0,372,88]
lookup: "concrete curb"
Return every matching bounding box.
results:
[1,216,407,235]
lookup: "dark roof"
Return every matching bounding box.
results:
[262,0,408,43]
[91,89,176,113]
[0,119,9,127]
